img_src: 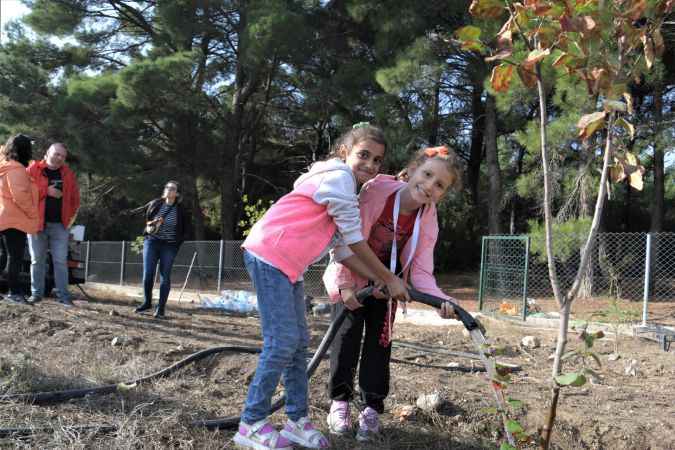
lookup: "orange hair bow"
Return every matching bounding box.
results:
[424,146,449,158]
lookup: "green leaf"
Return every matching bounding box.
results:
[506,419,525,434]
[480,407,498,414]
[555,372,587,387]
[583,333,595,348]
[507,398,524,408]
[461,40,487,52]
[455,26,482,41]
[500,443,518,450]
[469,0,506,19]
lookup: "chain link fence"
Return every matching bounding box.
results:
[478,236,529,319]
[479,232,675,322]
[85,240,329,297]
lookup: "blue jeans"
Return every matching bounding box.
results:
[142,238,179,307]
[241,250,309,424]
[28,222,70,300]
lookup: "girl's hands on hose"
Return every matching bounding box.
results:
[438,299,459,319]
[339,288,362,311]
[383,275,410,302]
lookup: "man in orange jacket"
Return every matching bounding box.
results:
[26,143,80,306]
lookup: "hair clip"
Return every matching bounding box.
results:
[352,121,370,129]
[424,146,449,158]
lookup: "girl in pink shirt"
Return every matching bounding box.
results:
[323,146,464,441]
[235,124,409,450]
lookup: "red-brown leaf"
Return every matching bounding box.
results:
[517,64,538,88]
[490,64,514,92]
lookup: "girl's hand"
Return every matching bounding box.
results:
[340,288,362,311]
[439,300,459,319]
[384,275,410,302]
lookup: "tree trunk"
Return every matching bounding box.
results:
[509,144,526,235]
[188,174,206,240]
[428,76,441,146]
[220,4,251,240]
[467,80,485,205]
[220,155,238,240]
[650,84,664,232]
[484,94,502,234]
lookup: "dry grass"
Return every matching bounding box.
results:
[1,290,674,449]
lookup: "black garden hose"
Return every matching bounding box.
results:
[0,287,484,437]
[2,346,262,405]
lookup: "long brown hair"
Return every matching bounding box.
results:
[328,123,387,160]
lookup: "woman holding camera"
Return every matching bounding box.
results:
[134,180,190,318]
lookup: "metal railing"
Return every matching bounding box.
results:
[85,240,329,298]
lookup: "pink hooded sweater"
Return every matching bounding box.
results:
[323,174,452,303]
[243,159,364,283]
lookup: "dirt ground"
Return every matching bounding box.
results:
[0,288,674,450]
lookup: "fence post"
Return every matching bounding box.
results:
[84,241,91,281]
[120,241,126,286]
[642,233,652,326]
[521,236,530,321]
[217,239,224,293]
[478,236,487,311]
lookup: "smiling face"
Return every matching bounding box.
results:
[163,182,178,202]
[343,139,385,185]
[405,158,454,207]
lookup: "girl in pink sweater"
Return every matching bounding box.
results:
[235,124,408,450]
[323,146,464,441]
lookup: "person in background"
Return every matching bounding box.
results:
[27,143,81,307]
[134,180,189,319]
[0,135,39,304]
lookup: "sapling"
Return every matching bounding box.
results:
[591,299,640,355]
[455,1,670,448]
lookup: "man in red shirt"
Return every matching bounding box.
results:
[26,143,80,306]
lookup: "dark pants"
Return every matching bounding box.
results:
[142,238,179,312]
[328,296,392,413]
[1,228,27,295]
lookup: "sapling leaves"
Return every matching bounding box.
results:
[555,372,587,387]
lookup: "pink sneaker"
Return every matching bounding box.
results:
[281,416,329,448]
[233,420,293,450]
[326,400,351,435]
[356,407,380,442]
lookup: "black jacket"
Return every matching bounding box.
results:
[143,198,190,245]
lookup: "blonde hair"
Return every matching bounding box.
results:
[406,146,464,191]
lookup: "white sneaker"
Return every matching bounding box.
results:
[233,420,293,450]
[326,400,352,435]
[281,417,329,448]
[356,407,380,442]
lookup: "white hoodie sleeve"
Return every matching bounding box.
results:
[313,170,364,245]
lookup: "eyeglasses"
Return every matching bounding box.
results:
[164,186,177,191]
